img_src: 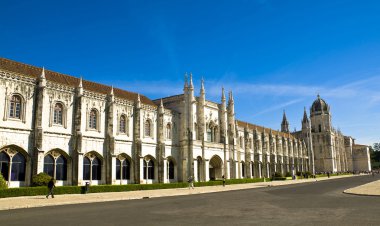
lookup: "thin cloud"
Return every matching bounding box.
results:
[252,98,305,117]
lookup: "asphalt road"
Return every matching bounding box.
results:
[1,175,379,226]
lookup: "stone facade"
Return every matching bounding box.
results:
[0,58,370,188]
[295,95,371,173]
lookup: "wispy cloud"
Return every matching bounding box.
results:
[252,98,305,117]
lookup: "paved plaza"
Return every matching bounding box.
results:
[0,174,379,226]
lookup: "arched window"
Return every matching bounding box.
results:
[89,109,98,129]
[207,127,212,142]
[119,115,126,133]
[122,159,130,180]
[168,160,174,179]
[43,154,67,180]
[143,159,154,179]
[56,155,67,180]
[166,123,171,139]
[83,157,91,180]
[53,103,63,125]
[116,158,130,180]
[144,120,151,137]
[43,155,55,178]
[0,152,10,181]
[92,157,101,180]
[9,95,22,119]
[11,153,25,181]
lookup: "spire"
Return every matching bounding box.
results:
[136,93,141,108]
[302,107,309,124]
[40,67,46,80]
[109,86,114,102]
[78,76,83,88]
[189,72,194,89]
[39,67,46,87]
[221,87,226,102]
[200,77,205,94]
[110,86,114,95]
[228,91,234,104]
[78,76,83,96]
[281,110,289,133]
[158,98,164,114]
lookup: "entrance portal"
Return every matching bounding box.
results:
[209,155,223,180]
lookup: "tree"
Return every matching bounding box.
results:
[371,143,380,169]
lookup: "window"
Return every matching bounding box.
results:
[11,153,25,181]
[166,123,171,139]
[83,157,91,180]
[56,156,67,180]
[53,103,63,125]
[83,156,101,180]
[0,151,26,182]
[92,157,101,180]
[116,158,130,180]
[9,95,22,119]
[319,124,321,133]
[168,160,174,179]
[207,127,212,142]
[0,152,10,181]
[89,109,97,129]
[143,159,154,179]
[242,162,245,177]
[144,120,151,137]
[44,154,67,180]
[43,155,54,178]
[119,115,126,133]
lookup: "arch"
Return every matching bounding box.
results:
[143,155,156,180]
[0,145,29,183]
[83,151,103,181]
[116,153,132,180]
[89,108,98,129]
[44,149,70,181]
[166,156,176,180]
[209,155,223,180]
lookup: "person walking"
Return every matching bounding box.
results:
[46,178,55,199]
[188,176,194,189]
[222,175,226,187]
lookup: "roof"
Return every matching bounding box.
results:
[311,94,328,112]
[236,120,294,139]
[0,57,155,106]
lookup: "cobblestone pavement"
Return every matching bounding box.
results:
[0,175,374,211]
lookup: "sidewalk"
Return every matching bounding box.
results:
[344,178,380,196]
[0,175,360,211]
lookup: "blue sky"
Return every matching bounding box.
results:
[1,0,380,144]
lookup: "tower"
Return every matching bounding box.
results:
[281,110,289,133]
[309,95,335,172]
